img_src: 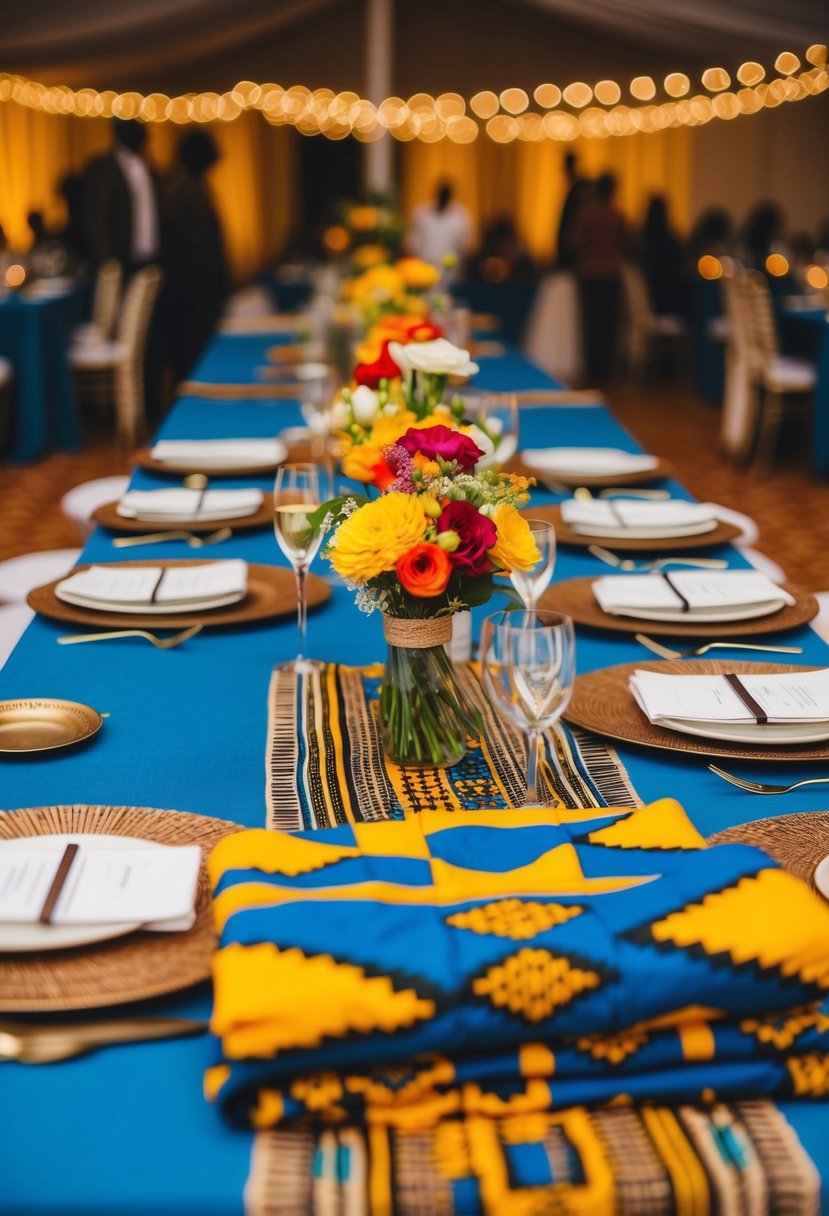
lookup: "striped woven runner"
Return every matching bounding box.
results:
[265,661,640,830]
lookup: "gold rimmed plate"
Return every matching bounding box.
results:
[565,659,829,762]
[525,505,742,552]
[541,577,817,638]
[27,560,330,630]
[0,699,103,754]
[93,498,273,535]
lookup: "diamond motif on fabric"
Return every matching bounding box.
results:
[741,1006,829,1051]
[575,1029,649,1065]
[472,948,602,1022]
[787,1053,829,1097]
[446,899,583,941]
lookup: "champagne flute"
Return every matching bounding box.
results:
[509,519,556,609]
[480,609,576,806]
[273,463,323,668]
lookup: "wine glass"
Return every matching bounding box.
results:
[456,391,519,468]
[509,519,556,609]
[273,463,324,668]
[480,609,576,806]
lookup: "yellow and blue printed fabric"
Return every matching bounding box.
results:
[206,800,829,1132]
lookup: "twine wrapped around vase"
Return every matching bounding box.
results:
[382,615,452,649]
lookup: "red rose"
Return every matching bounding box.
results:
[405,320,443,342]
[354,340,401,389]
[437,501,497,576]
[399,425,483,471]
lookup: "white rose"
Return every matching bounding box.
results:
[387,340,411,376]
[395,338,479,379]
[328,396,351,430]
[350,385,380,426]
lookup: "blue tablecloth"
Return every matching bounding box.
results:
[0,288,84,462]
[781,306,829,478]
[452,282,538,345]
[2,344,829,1213]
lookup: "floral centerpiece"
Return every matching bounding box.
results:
[318,419,538,768]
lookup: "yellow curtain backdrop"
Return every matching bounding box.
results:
[401,128,691,261]
[0,106,297,281]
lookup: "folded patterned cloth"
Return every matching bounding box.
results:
[206,800,829,1135]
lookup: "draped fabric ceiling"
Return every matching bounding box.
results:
[1,0,825,278]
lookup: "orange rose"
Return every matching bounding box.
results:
[396,543,452,598]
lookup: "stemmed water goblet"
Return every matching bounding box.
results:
[509,519,556,608]
[480,609,576,806]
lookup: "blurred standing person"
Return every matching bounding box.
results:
[639,194,687,315]
[406,182,472,281]
[740,202,784,269]
[568,173,628,382]
[160,131,229,382]
[555,152,588,269]
[83,118,161,273]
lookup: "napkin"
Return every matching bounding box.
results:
[0,840,201,930]
[117,488,263,522]
[522,447,659,477]
[630,666,829,726]
[593,570,794,617]
[56,560,248,609]
[150,439,285,468]
[561,498,717,537]
[205,801,829,1135]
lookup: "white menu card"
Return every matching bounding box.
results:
[630,667,829,725]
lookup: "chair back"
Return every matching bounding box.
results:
[116,266,163,361]
[743,270,780,370]
[91,260,122,340]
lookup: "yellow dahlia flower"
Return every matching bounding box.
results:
[396,257,441,289]
[488,504,541,572]
[331,493,429,582]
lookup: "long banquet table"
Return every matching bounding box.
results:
[3,329,829,1214]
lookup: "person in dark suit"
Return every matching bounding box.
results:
[83,118,161,272]
[160,131,230,382]
[555,152,589,270]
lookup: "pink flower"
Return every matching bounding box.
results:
[398,425,484,471]
[383,443,415,493]
[437,501,497,576]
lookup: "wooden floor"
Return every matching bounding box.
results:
[1,383,828,593]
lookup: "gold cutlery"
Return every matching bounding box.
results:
[597,487,671,500]
[57,624,202,650]
[0,1016,207,1064]
[635,634,804,660]
[588,545,728,572]
[183,473,208,490]
[113,527,233,549]
[707,765,829,796]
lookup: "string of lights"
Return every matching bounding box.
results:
[0,45,825,142]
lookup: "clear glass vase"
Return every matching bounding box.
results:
[379,639,482,769]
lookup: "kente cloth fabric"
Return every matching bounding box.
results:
[265,662,640,829]
[245,1102,819,1216]
[206,800,829,1137]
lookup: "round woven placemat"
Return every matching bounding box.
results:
[509,454,672,488]
[0,805,243,1011]
[541,577,817,638]
[27,559,330,630]
[564,659,829,763]
[93,499,273,535]
[524,505,741,552]
[709,812,829,890]
[133,446,283,477]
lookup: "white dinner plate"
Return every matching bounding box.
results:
[54,588,246,615]
[813,855,829,900]
[150,439,287,472]
[117,505,259,523]
[523,448,660,477]
[653,716,829,746]
[572,519,718,540]
[607,599,788,625]
[0,834,158,952]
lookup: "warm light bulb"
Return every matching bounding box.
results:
[500,87,529,114]
[562,82,592,108]
[697,255,722,281]
[5,264,26,287]
[765,253,789,277]
[630,76,656,101]
[470,90,499,119]
[737,61,765,86]
[533,83,561,108]
[701,67,730,92]
[775,52,800,75]
[664,72,690,97]
[594,80,621,105]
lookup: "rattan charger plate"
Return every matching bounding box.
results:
[525,505,742,552]
[28,559,330,630]
[541,577,817,638]
[564,659,829,763]
[709,813,829,891]
[0,805,242,1011]
[93,499,273,534]
[133,446,284,477]
[509,454,672,488]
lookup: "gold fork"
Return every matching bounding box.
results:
[57,624,203,650]
[588,545,728,572]
[113,527,233,549]
[635,634,804,660]
[0,1016,207,1064]
[707,765,829,796]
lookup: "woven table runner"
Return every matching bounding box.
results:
[265,661,641,830]
[245,1101,818,1216]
